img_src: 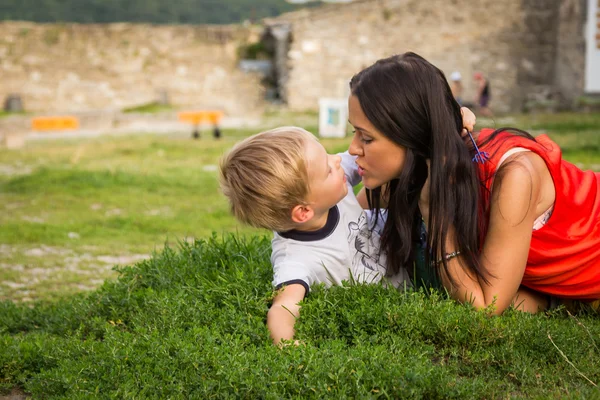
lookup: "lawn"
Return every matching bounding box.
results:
[0,111,599,398]
[0,110,347,302]
[1,111,598,302]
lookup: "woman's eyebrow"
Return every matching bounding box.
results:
[351,124,372,135]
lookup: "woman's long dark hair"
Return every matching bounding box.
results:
[350,52,486,284]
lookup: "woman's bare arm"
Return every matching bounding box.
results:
[438,153,552,314]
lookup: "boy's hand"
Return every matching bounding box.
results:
[278,339,305,348]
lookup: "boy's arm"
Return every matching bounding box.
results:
[267,283,307,346]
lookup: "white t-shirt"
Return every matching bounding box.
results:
[271,152,410,295]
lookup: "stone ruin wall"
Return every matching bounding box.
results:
[0,22,265,116]
[554,0,587,104]
[0,0,587,122]
[271,0,586,112]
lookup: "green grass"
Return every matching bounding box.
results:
[0,111,599,397]
[0,133,273,301]
[0,236,598,398]
[575,96,600,107]
[0,112,599,302]
[0,123,354,302]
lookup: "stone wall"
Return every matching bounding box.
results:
[554,0,587,105]
[514,0,561,109]
[0,22,265,116]
[268,0,585,112]
[0,1,587,117]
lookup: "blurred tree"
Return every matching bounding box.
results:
[0,0,320,24]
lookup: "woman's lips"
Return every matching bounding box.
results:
[357,166,365,177]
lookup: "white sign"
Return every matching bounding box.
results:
[318,98,348,138]
[585,0,600,92]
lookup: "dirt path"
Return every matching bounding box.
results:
[0,245,150,302]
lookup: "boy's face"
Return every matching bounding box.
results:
[304,137,348,213]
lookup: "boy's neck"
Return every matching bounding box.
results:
[295,208,330,232]
[278,206,339,241]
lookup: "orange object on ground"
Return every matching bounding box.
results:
[31,116,79,131]
[178,110,223,125]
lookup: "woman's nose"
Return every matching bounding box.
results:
[349,134,362,156]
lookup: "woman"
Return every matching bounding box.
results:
[348,52,600,314]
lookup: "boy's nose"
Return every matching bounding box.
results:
[334,154,342,166]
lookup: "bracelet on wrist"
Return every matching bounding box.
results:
[434,250,461,265]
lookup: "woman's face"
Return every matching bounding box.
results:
[348,95,407,189]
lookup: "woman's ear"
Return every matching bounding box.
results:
[291,204,314,224]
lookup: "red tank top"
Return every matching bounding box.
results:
[477,129,600,300]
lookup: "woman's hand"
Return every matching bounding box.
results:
[460,107,476,132]
[460,107,479,149]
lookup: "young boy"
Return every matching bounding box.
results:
[219,126,410,345]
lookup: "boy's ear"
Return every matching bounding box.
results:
[291,204,314,224]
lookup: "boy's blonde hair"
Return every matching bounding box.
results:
[219,126,314,231]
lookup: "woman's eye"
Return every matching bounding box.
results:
[352,129,372,144]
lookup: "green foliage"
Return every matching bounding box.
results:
[238,41,271,60]
[0,110,26,119]
[382,7,392,21]
[42,26,61,45]
[1,235,599,398]
[122,102,173,114]
[0,0,319,25]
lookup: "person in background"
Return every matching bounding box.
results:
[450,71,464,106]
[474,71,493,117]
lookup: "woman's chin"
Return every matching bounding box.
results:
[362,178,379,190]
